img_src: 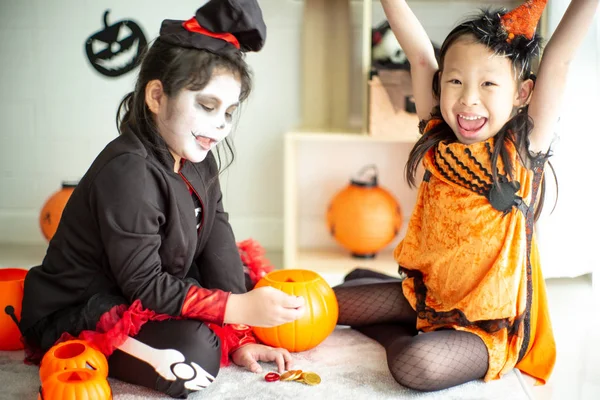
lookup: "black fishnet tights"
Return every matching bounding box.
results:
[335,277,416,327]
[334,270,489,392]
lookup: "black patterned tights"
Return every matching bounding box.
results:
[334,269,489,392]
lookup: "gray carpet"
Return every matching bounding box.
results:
[0,327,532,400]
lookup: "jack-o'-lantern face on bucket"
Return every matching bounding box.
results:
[85,10,147,77]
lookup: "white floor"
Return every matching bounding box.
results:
[1,244,598,400]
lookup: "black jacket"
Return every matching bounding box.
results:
[21,132,246,333]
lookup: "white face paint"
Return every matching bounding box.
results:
[156,70,242,167]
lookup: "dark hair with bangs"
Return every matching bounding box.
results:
[116,38,252,174]
[405,9,554,220]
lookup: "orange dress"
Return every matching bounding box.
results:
[395,121,556,384]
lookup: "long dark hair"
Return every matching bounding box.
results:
[405,9,553,220]
[116,38,252,174]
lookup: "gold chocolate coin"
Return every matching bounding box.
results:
[301,372,321,385]
[290,370,304,381]
[280,370,299,381]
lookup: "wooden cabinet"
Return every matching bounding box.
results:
[283,132,418,278]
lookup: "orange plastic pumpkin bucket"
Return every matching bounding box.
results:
[253,269,338,352]
[38,368,112,400]
[39,181,77,241]
[0,268,28,350]
[40,340,109,383]
[327,165,402,258]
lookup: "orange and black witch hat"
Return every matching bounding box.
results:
[450,0,549,77]
[501,0,548,42]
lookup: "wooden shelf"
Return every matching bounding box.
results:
[286,131,419,143]
[283,130,419,273]
[293,248,398,277]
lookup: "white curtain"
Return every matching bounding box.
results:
[535,0,600,279]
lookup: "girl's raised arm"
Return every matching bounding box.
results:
[381,0,439,120]
[528,0,600,153]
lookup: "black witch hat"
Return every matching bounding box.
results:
[159,0,267,53]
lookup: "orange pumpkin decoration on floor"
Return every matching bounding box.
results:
[40,340,109,383]
[0,268,28,350]
[39,182,78,241]
[327,165,402,258]
[253,269,338,352]
[38,369,112,400]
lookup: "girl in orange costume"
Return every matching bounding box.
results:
[335,0,599,391]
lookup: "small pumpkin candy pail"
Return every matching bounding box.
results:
[326,165,402,258]
[39,340,109,383]
[39,181,78,242]
[38,340,111,400]
[38,369,112,400]
[0,268,28,350]
[252,269,338,352]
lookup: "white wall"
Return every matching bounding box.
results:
[1,0,598,260]
[535,0,600,278]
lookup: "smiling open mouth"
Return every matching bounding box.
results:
[457,114,487,137]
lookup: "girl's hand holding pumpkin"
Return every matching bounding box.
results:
[231,343,294,374]
[224,286,305,327]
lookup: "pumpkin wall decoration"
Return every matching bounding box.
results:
[38,369,112,400]
[327,165,402,258]
[39,182,77,241]
[39,340,109,384]
[85,10,147,77]
[0,268,28,351]
[253,270,338,352]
